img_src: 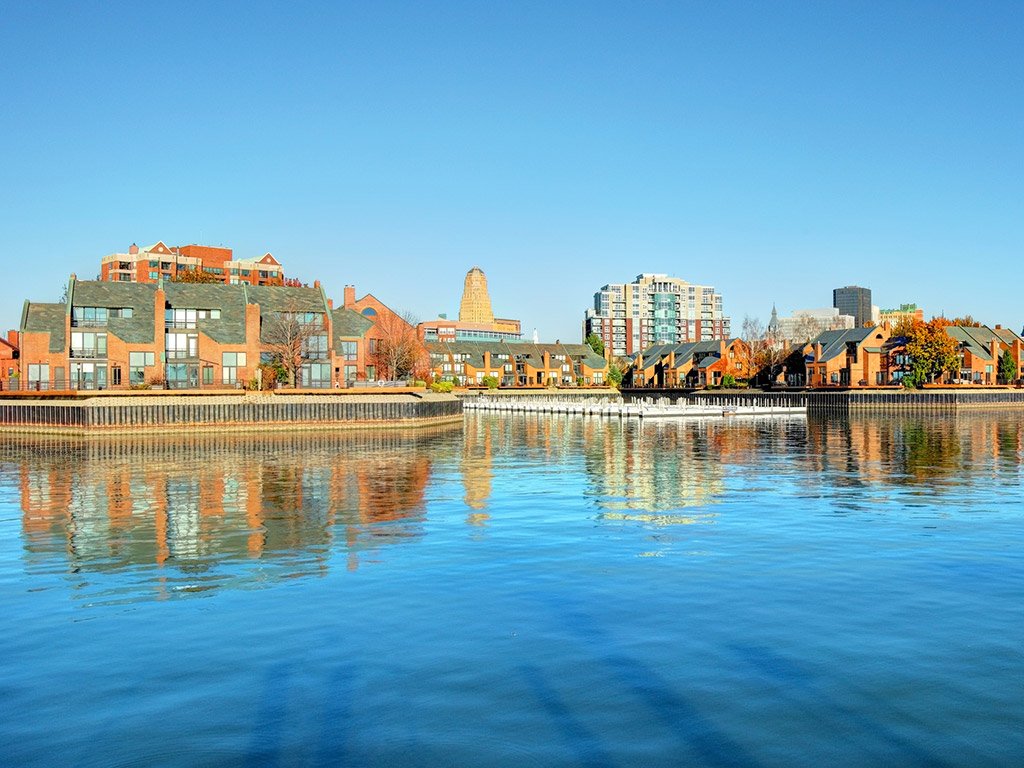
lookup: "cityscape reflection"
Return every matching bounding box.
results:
[4,427,459,602]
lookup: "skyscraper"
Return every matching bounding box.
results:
[833,285,872,327]
[459,266,495,324]
[584,273,730,357]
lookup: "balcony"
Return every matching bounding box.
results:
[165,349,197,360]
[69,347,107,359]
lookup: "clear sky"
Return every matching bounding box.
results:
[2,1,1022,340]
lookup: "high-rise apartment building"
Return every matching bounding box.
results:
[832,285,872,327]
[584,273,730,357]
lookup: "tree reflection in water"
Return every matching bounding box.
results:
[3,427,459,601]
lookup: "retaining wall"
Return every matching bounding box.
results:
[622,388,1024,413]
[0,395,463,434]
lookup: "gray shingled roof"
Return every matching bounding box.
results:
[332,308,374,342]
[23,303,67,353]
[809,327,880,363]
[70,281,158,344]
[945,325,1021,362]
[246,285,326,312]
[163,282,249,345]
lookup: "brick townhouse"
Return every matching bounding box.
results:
[426,340,608,387]
[16,276,411,390]
[627,338,751,388]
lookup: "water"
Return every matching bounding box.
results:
[1,412,1023,767]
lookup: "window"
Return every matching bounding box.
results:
[149,272,159,280]
[369,338,377,354]
[241,270,250,277]
[344,365,357,381]
[129,351,155,384]
[197,309,221,320]
[340,341,357,361]
[70,332,107,358]
[166,308,197,328]
[222,352,247,384]
[366,365,376,381]
[165,332,198,359]
[28,364,49,389]
[112,367,121,387]
[301,362,331,388]
[203,366,214,385]
[301,334,329,358]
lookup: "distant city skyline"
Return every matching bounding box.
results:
[3,3,1023,341]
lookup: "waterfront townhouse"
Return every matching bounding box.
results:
[17,276,403,390]
[805,326,890,387]
[628,339,750,388]
[426,341,608,387]
[943,325,1024,384]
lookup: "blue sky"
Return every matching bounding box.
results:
[2,1,1022,340]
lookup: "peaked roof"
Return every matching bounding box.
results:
[332,308,375,340]
[808,326,884,363]
[945,325,1023,362]
[22,303,67,353]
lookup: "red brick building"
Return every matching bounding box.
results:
[99,241,291,286]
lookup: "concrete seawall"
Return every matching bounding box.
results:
[0,393,463,434]
[622,388,1024,412]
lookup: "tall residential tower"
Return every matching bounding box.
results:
[584,273,730,357]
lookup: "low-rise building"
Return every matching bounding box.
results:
[627,339,751,388]
[100,241,290,286]
[944,325,1024,384]
[805,327,890,387]
[426,341,607,387]
[16,276,412,390]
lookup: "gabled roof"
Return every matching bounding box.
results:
[164,282,249,345]
[23,303,67,353]
[246,284,325,313]
[70,280,159,345]
[808,327,882,363]
[235,253,280,266]
[332,308,375,341]
[945,325,1021,362]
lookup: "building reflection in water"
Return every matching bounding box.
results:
[806,412,1024,496]
[6,427,459,602]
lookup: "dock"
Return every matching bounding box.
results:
[463,395,806,418]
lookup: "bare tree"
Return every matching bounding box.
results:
[793,314,821,345]
[262,308,326,387]
[373,310,425,382]
[743,315,787,387]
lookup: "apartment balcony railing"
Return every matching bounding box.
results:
[165,349,197,360]
[70,319,108,328]
[165,321,197,329]
[69,348,107,359]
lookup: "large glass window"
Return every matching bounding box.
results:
[165,332,198,359]
[301,334,329,358]
[340,341,357,361]
[301,363,331,388]
[28,364,49,390]
[222,352,247,384]
[70,332,107,358]
[128,351,155,385]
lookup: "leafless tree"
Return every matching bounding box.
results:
[262,307,326,387]
[743,315,787,387]
[373,310,426,382]
[793,314,822,345]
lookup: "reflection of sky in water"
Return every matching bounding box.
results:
[3,412,1024,766]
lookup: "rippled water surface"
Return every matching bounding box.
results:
[2,412,1024,767]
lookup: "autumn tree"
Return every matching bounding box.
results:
[172,268,221,284]
[904,318,959,386]
[261,308,326,387]
[373,310,425,382]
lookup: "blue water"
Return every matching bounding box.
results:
[1,412,1023,767]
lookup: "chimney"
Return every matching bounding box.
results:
[129,243,138,255]
[8,330,18,346]
[344,285,355,308]
[995,324,1002,330]
[327,298,333,309]
[990,339,1000,364]
[314,280,321,288]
